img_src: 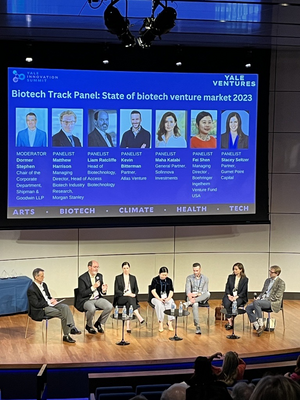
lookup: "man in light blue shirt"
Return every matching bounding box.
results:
[17,112,47,147]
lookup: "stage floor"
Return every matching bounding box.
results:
[0,300,299,367]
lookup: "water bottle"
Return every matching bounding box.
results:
[122,305,127,319]
[232,300,238,315]
[114,305,118,319]
[171,302,176,315]
[129,305,133,319]
[179,301,183,315]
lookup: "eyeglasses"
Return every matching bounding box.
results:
[61,120,75,125]
[269,270,276,274]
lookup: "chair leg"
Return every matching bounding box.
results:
[282,309,285,330]
[25,315,30,338]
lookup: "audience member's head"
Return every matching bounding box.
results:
[161,383,187,400]
[249,375,300,400]
[129,396,147,400]
[219,351,239,385]
[294,355,300,375]
[189,356,215,385]
[232,382,255,400]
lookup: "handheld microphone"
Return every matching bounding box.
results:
[254,292,257,299]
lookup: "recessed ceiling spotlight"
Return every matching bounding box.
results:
[176,61,182,66]
[245,63,251,68]
[25,57,33,63]
[103,59,109,65]
[280,3,289,6]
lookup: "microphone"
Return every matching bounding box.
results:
[254,292,257,299]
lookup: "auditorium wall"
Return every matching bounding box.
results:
[0,46,299,299]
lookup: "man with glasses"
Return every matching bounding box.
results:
[246,265,285,336]
[76,260,113,334]
[52,110,82,147]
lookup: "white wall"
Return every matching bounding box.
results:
[1,47,299,298]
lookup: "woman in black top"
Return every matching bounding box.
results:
[150,266,175,332]
[222,262,248,330]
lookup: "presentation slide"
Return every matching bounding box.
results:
[7,67,258,219]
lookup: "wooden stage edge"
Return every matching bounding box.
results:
[0,300,300,369]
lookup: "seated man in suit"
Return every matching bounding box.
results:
[88,110,115,147]
[17,112,47,147]
[76,260,113,334]
[246,265,285,336]
[52,110,82,147]
[184,262,210,335]
[27,268,81,343]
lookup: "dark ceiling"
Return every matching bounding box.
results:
[1,0,300,48]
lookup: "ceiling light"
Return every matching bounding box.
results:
[138,5,177,48]
[104,2,136,47]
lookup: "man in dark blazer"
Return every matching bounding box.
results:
[52,110,82,147]
[120,110,151,148]
[246,265,285,336]
[76,260,113,334]
[27,268,81,343]
[88,110,115,147]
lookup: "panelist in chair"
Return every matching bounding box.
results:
[150,266,175,333]
[76,260,113,334]
[114,261,145,333]
[184,262,210,335]
[223,262,248,331]
[246,265,285,337]
[27,268,81,343]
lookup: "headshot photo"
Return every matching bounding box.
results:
[120,109,151,149]
[88,109,117,148]
[155,110,187,148]
[190,110,217,149]
[221,110,249,149]
[52,109,83,147]
[16,108,47,147]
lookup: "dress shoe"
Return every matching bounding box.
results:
[85,324,97,334]
[94,320,104,333]
[225,325,233,330]
[140,319,145,325]
[127,329,132,333]
[70,327,81,335]
[257,326,264,337]
[63,335,76,343]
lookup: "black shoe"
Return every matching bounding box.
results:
[225,325,233,330]
[94,320,104,333]
[63,335,76,343]
[85,324,97,334]
[70,327,82,335]
[127,329,131,333]
[140,319,145,325]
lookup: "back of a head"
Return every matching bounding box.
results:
[249,375,300,400]
[161,383,187,400]
[232,382,254,400]
[192,356,214,383]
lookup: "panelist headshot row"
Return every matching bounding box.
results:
[15,108,250,149]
